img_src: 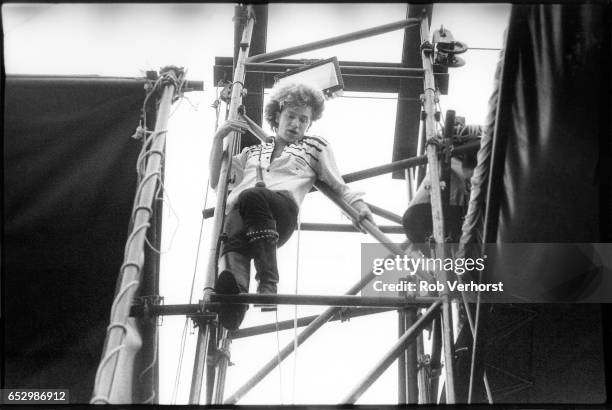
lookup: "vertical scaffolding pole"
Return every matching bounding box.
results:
[405,308,420,403]
[429,317,442,403]
[419,12,456,403]
[189,5,256,405]
[213,329,232,403]
[189,321,211,403]
[416,332,430,403]
[91,68,181,404]
[398,310,407,403]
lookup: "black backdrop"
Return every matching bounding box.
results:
[3,76,152,402]
[453,4,611,404]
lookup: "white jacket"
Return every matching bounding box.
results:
[225,135,364,213]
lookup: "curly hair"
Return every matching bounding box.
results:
[264,82,325,130]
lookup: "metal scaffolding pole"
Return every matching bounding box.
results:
[429,317,442,403]
[212,293,439,308]
[299,222,404,234]
[365,202,403,225]
[398,309,408,403]
[405,308,420,403]
[232,307,394,339]
[341,141,479,184]
[245,62,424,77]
[247,18,421,63]
[192,6,256,405]
[188,321,211,404]
[130,296,436,318]
[343,301,441,403]
[91,67,181,404]
[419,13,456,403]
[223,241,414,404]
[416,332,430,403]
[212,329,232,404]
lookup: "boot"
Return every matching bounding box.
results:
[246,221,279,311]
[214,251,250,330]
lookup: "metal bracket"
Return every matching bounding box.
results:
[132,295,165,325]
[339,307,353,322]
[188,312,218,330]
[420,40,435,56]
[422,353,442,378]
[133,295,164,312]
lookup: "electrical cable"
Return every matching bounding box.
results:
[292,210,302,403]
[170,170,215,402]
[144,180,180,255]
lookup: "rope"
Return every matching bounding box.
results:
[123,223,151,260]
[143,180,180,255]
[110,281,140,319]
[131,171,163,220]
[136,130,167,180]
[91,344,127,403]
[168,69,189,119]
[137,324,159,404]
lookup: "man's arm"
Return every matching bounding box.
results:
[314,138,374,227]
[209,119,249,189]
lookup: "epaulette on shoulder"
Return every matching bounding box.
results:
[302,135,328,147]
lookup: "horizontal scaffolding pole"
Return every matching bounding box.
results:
[300,222,403,234]
[225,242,412,404]
[130,295,440,317]
[231,307,395,339]
[6,74,204,91]
[201,141,480,219]
[245,62,424,78]
[214,57,450,94]
[212,293,439,308]
[343,301,442,403]
[342,140,480,184]
[247,18,421,63]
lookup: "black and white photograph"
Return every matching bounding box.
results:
[3,2,611,406]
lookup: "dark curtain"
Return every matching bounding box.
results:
[454,4,610,404]
[3,76,151,403]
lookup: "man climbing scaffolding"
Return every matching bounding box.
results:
[209,82,374,330]
[402,120,481,252]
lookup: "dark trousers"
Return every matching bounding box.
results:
[402,203,464,244]
[222,187,299,255]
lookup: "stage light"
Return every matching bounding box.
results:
[274,57,344,98]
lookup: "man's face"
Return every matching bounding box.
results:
[275,105,313,144]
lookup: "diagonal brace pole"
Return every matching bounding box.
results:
[248,18,421,63]
[343,301,441,403]
[223,241,413,404]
